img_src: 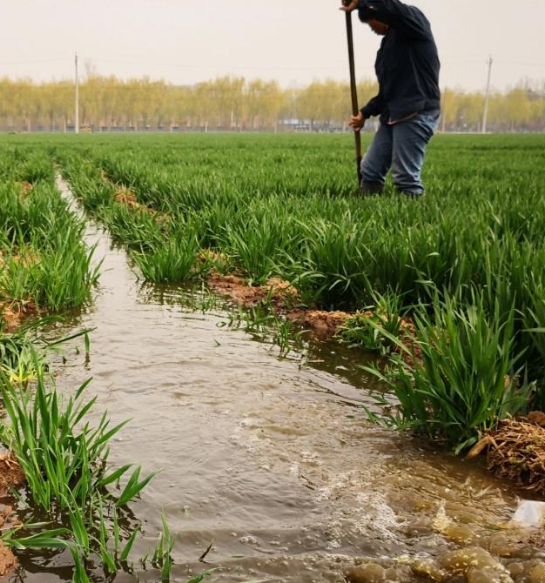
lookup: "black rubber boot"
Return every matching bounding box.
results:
[359,181,385,196]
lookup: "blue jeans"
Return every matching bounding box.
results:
[361,110,440,196]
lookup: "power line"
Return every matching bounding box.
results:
[0,58,66,65]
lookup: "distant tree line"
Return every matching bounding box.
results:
[2,75,544,133]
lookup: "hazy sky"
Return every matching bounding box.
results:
[2,0,544,91]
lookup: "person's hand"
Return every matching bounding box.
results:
[349,112,365,132]
[340,0,359,12]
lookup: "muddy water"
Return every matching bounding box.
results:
[12,179,545,582]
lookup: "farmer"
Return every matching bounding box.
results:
[341,0,441,197]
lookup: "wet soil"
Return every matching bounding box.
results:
[0,455,25,495]
[101,172,416,351]
[0,300,38,333]
[0,248,41,332]
[114,188,156,215]
[208,273,298,308]
[206,272,424,369]
[0,454,25,577]
[14,181,32,197]
[101,170,169,224]
[0,545,17,579]
[207,271,358,343]
[8,178,545,583]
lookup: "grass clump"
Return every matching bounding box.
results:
[0,160,99,312]
[337,292,407,353]
[219,299,307,358]
[364,296,533,452]
[0,349,208,582]
[0,373,150,513]
[0,351,158,580]
[133,232,201,283]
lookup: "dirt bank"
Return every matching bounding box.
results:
[0,300,38,333]
[0,454,26,576]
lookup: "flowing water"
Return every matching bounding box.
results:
[9,179,545,583]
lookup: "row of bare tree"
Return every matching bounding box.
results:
[2,75,544,133]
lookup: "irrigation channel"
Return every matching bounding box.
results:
[13,177,544,582]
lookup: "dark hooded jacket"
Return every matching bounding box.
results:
[358,0,440,123]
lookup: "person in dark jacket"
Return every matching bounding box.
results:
[341,0,441,197]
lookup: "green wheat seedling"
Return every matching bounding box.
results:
[178,284,223,313]
[337,291,408,353]
[133,233,202,283]
[0,317,90,386]
[0,350,159,575]
[144,511,213,583]
[94,494,141,577]
[0,170,99,312]
[218,298,306,357]
[362,295,533,452]
[150,511,175,582]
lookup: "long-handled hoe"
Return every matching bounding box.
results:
[344,9,363,187]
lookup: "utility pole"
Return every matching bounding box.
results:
[482,56,493,134]
[75,52,80,134]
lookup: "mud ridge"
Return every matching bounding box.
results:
[206,271,421,359]
[0,454,26,576]
[100,170,170,224]
[0,300,39,333]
